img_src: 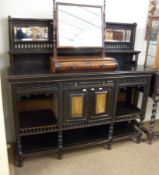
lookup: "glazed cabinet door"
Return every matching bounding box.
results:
[63,88,88,122]
[89,87,114,119]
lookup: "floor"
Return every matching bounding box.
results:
[12,136,159,175]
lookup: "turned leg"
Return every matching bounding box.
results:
[107,123,114,150]
[16,136,23,167]
[148,99,159,144]
[58,131,63,160]
[136,115,144,144]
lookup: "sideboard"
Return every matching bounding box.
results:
[7,17,153,167]
[7,66,152,167]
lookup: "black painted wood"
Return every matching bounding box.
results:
[7,17,153,167]
[7,67,152,166]
[147,71,159,143]
[8,17,140,70]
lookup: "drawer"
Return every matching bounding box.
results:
[118,77,148,86]
[14,83,58,93]
[63,80,115,89]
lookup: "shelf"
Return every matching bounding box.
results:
[9,49,52,54]
[21,132,58,155]
[19,109,57,128]
[113,121,135,140]
[20,121,136,156]
[116,102,141,117]
[63,122,135,149]
[63,125,110,149]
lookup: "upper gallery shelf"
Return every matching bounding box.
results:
[8,17,137,54]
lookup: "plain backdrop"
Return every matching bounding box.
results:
[0,1,153,175]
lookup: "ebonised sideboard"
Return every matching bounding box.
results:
[7,17,153,167]
[7,66,152,167]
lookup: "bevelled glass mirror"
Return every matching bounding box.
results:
[145,16,159,69]
[57,3,103,48]
[14,26,48,41]
[105,28,131,42]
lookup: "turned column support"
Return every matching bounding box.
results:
[16,136,23,167]
[136,115,144,144]
[107,123,114,150]
[148,98,159,144]
[58,131,63,159]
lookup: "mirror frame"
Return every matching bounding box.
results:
[144,16,159,68]
[10,18,52,43]
[105,28,132,42]
[13,26,49,42]
[56,2,104,49]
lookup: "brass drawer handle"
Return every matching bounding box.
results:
[74,83,78,87]
[106,80,113,83]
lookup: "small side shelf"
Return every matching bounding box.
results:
[21,132,58,156]
[115,102,141,122]
[19,109,57,128]
[116,102,141,116]
[113,121,135,141]
[19,109,59,136]
[63,125,110,150]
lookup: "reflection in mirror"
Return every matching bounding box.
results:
[57,3,103,48]
[105,29,131,42]
[147,20,159,66]
[14,26,48,41]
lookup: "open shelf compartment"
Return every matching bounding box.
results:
[21,132,58,156]
[18,92,59,134]
[116,102,141,117]
[115,86,143,121]
[113,121,135,140]
[63,125,110,149]
[19,109,57,128]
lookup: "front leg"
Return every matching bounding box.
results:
[16,136,23,167]
[136,116,144,144]
[148,99,159,144]
[58,131,63,160]
[107,123,114,150]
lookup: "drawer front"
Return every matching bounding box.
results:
[63,79,115,89]
[118,77,148,86]
[14,83,58,93]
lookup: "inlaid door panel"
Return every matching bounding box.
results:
[95,91,108,114]
[89,87,113,119]
[63,89,88,122]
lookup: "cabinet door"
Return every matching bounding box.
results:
[63,89,88,122]
[89,87,113,119]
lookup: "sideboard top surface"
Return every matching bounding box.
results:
[7,65,154,83]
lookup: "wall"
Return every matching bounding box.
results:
[0,77,10,175]
[0,0,154,174]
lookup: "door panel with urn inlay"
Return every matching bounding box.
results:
[63,81,115,123]
[63,88,88,122]
[89,87,114,119]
